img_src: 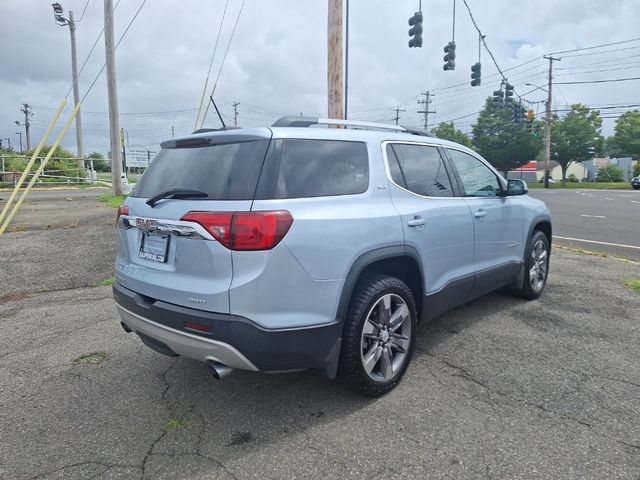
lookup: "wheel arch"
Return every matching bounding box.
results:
[336,246,425,324]
[515,217,552,289]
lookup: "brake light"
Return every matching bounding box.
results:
[181,211,293,251]
[116,205,129,224]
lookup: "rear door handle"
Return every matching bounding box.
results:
[473,209,488,218]
[407,216,426,227]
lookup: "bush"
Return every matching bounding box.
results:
[596,165,625,182]
[633,162,640,177]
[567,173,580,183]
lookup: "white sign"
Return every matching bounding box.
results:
[126,149,158,168]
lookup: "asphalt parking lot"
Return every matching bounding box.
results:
[1,192,639,479]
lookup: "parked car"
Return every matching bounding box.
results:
[632,176,640,190]
[113,117,552,396]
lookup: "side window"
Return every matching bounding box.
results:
[386,144,453,197]
[447,149,501,197]
[275,140,368,199]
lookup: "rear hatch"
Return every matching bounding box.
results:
[115,129,272,313]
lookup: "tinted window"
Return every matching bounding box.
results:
[133,140,269,200]
[386,144,453,197]
[447,149,501,197]
[275,140,368,198]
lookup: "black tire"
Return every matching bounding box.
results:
[512,230,550,300]
[338,274,417,397]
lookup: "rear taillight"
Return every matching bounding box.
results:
[116,205,129,225]
[181,211,293,251]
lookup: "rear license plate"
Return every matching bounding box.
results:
[139,232,169,262]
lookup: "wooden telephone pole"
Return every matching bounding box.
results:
[327,0,344,120]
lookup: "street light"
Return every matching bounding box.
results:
[51,2,85,171]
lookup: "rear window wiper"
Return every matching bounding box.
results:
[146,188,208,207]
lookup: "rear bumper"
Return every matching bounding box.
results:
[113,283,343,377]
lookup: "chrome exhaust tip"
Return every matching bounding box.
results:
[120,322,132,333]
[208,361,234,380]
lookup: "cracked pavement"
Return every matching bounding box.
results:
[1,195,639,479]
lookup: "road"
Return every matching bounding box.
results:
[528,188,640,260]
[0,195,639,479]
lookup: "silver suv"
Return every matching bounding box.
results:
[113,117,551,396]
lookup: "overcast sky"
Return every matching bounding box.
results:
[1,0,639,156]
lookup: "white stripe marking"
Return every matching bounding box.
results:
[554,236,640,251]
[604,197,613,200]
[580,214,606,218]
[631,200,640,204]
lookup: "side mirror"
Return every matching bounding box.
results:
[506,179,528,196]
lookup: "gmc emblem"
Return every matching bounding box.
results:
[136,217,157,230]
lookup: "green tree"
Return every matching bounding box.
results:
[88,152,110,172]
[633,161,640,177]
[596,164,624,182]
[609,110,640,159]
[472,98,543,175]
[551,104,603,183]
[431,122,473,148]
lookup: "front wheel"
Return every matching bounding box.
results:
[513,230,550,300]
[338,275,417,397]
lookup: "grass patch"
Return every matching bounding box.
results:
[623,279,640,292]
[528,182,631,190]
[96,277,115,287]
[72,351,109,366]
[164,417,187,430]
[97,193,128,208]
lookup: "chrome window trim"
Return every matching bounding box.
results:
[442,145,510,199]
[381,140,464,201]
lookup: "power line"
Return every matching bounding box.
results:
[199,0,247,128]
[460,0,507,82]
[554,76,640,85]
[76,0,90,22]
[80,0,148,104]
[194,0,230,129]
[560,44,640,59]
[548,36,640,55]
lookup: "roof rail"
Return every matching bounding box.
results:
[401,126,436,138]
[272,116,408,132]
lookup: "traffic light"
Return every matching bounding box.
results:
[408,12,423,48]
[512,104,527,123]
[443,41,456,70]
[470,62,481,86]
[504,83,514,103]
[527,110,535,122]
[492,89,504,105]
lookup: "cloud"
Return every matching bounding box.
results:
[1,0,639,155]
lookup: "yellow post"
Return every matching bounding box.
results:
[0,100,67,226]
[0,103,80,236]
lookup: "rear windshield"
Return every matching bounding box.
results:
[132,140,269,200]
[274,139,369,198]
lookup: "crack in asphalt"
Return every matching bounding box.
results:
[422,352,640,455]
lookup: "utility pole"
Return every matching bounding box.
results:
[15,132,22,153]
[543,55,560,189]
[68,10,85,171]
[171,125,175,138]
[18,104,33,151]
[327,0,344,119]
[104,0,123,195]
[393,106,407,125]
[232,102,240,127]
[417,91,436,130]
[52,4,85,171]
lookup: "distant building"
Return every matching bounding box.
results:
[584,157,637,181]
[508,161,537,182]
[535,160,588,182]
